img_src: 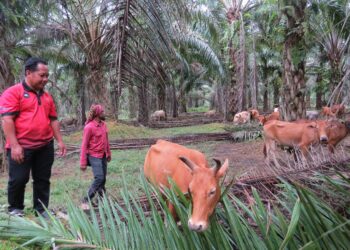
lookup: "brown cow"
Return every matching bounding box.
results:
[144,140,229,232]
[60,117,77,129]
[263,120,330,162]
[331,104,345,118]
[249,109,260,120]
[321,107,336,118]
[257,111,280,125]
[326,119,350,153]
[204,110,216,117]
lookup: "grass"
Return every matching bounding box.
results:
[1,170,350,249]
[64,122,226,144]
[0,140,220,211]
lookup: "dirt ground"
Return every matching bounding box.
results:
[212,136,350,181]
[48,136,350,181]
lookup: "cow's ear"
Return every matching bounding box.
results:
[307,122,317,128]
[212,158,221,169]
[179,156,198,173]
[215,159,229,178]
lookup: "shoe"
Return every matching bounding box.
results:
[37,210,55,219]
[9,209,24,217]
[80,202,90,210]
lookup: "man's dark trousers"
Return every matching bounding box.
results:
[7,140,54,213]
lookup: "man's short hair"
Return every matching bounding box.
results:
[25,57,48,72]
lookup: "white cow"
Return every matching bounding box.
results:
[151,110,166,121]
[233,111,250,124]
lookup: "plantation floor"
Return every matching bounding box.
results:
[1,133,349,212]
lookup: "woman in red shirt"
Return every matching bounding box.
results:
[80,104,111,208]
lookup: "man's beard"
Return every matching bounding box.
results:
[100,115,106,121]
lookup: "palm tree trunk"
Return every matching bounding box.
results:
[171,82,178,118]
[137,79,149,125]
[238,16,246,110]
[75,71,86,126]
[157,84,167,119]
[281,42,306,121]
[251,36,258,109]
[273,83,279,108]
[263,81,269,112]
[280,1,307,121]
[128,84,137,119]
[227,40,240,119]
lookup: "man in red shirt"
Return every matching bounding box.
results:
[0,57,66,217]
[80,104,111,208]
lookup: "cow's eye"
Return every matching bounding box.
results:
[209,188,216,196]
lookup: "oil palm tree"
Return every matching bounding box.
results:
[279,0,308,121]
[309,0,350,105]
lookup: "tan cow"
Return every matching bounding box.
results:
[321,107,335,118]
[151,110,166,121]
[257,111,280,125]
[60,117,77,129]
[331,104,345,118]
[144,140,229,232]
[233,111,251,124]
[204,110,216,117]
[263,120,330,162]
[326,119,350,153]
[249,109,260,120]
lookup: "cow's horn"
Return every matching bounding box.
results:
[179,156,197,171]
[212,158,221,169]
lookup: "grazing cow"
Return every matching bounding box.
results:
[249,109,260,120]
[257,111,280,125]
[331,104,345,118]
[306,110,319,120]
[321,107,336,118]
[151,110,166,121]
[326,120,350,153]
[60,117,77,129]
[204,110,216,117]
[144,140,229,232]
[263,120,330,162]
[233,111,251,124]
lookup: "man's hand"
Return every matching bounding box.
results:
[107,155,111,162]
[11,144,24,163]
[80,165,87,171]
[57,141,67,156]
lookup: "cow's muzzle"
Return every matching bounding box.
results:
[188,219,208,232]
[320,136,328,144]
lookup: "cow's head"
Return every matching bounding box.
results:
[179,156,229,232]
[345,120,350,132]
[249,109,260,119]
[233,114,241,124]
[257,115,266,126]
[315,120,331,143]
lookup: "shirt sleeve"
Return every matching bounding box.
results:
[48,95,58,120]
[80,126,92,166]
[0,87,20,116]
[106,131,111,158]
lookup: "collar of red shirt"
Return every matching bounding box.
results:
[22,81,44,95]
[91,119,103,127]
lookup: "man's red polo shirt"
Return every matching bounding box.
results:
[0,82,58,149]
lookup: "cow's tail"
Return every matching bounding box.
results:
[263,143,267,157]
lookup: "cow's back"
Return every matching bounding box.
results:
[264,120,318,146]
[144,140,208,192]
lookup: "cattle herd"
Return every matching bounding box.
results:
[143,104,350,232]
[235,104,349,164]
